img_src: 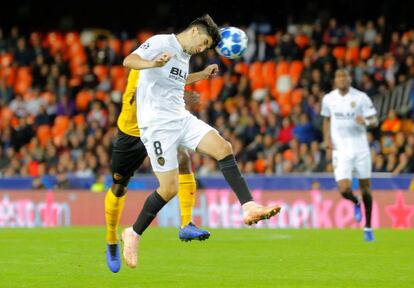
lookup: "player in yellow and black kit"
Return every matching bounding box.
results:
[105,69,210,273]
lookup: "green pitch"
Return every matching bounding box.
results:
[0,228,413,288]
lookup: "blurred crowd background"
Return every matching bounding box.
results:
[1,1,414,189]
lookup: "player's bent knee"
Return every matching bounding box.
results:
[158,180,179,201]
[216,140,233,159]
[111,184,127,197]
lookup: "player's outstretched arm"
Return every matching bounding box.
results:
[186,64,218,85]
[123,53,171,70]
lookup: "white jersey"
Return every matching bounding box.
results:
[321,87,377,153]
[133,34,191,128]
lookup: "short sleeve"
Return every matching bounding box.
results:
[132,35,166,60]
[361,94,377,117]
[320,95,331,117]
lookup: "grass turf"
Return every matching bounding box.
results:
[0,227,413,288]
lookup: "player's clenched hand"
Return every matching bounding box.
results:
[153,52,171,67]
[355,115,365,125]
[183,90,200,110]
[202,64,219,78]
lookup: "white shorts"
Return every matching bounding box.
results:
[140,115,216,172]
[332,150,372,181]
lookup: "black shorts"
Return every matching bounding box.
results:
[111,130,147,186]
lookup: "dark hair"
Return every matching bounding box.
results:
[188,14,221,49]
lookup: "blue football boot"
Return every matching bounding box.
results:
[179,222,210,242]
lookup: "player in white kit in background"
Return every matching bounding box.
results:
[120,14,281,268]
[321,69,378,242]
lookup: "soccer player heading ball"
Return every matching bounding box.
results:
[121,14,281,268]
[321,69,378,242]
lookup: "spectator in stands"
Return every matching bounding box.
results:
[1,19,414,179]
[13,37,33,66]
[252,33,275,61]
[381,109,401,133]
[277,117,294,146]
[32,177,46,189]
[259,95,279,117]
[293,113,317,144]
[56,95,76,116]
[55,172,70,189]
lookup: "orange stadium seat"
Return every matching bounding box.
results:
[384,57,395,69]
[65,32,81,46]
[113,77,127,92]
[295,34,310,49]
[14,67,32,94]
[123,40,138,56]
[37,125,52,147]
[1,66,16,86]
[262,61,277,87]
[137,31,154,44]
[0,53,13,67]
[277,92,291,106]
[194,79,210,93]
[70,56,86,76]
[289,60,304,84]
[276,61,290,77]
[333,46,346,59]
[218,56,231,67]
[210,76,224,100]
[75,90,92,110]
[73,114,85,126]
[280,104,292,117]
[109,38,122,55]
[250,76,265,91]
[345,46,359,64]
[40,91,54,104]
[0,107,13,126]
[234,62,249,75]
[291,88,303,106]
[52,115,70,137]
[265,35,278,46]
[248,62,263,80]
[95,91,108,101]
[67,42,85,60]
[45,32,64,55]
[93,65,109,82]
[110,66,126,84]
[360,46,371,60]
[255,158,266,173]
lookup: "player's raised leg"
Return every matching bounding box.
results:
[177,149,210,241]
[122,168,178,268]
[359,179,374,241]
[196,130,281,225]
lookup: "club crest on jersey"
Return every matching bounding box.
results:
[157,157,165,166]
[350,101,356,108]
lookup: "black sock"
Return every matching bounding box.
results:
[218,155,253,205]
[341,189,359,205]
[362,192,373,228]
[132,191,167,235]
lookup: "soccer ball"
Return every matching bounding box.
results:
[216,27,248,59]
